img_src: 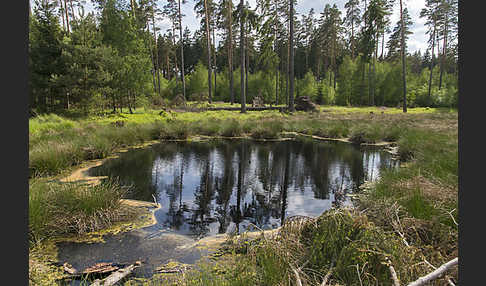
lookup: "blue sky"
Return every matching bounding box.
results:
[74,0,430,54]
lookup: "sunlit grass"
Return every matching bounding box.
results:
[29,179,133,244]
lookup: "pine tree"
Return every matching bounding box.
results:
[386,8,412,61]
[420,0,441,103]
[194,0,215,103]
[344,0,361,59]
[288,0,295,112]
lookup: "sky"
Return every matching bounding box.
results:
[77,0,430,54]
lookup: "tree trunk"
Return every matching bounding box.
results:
[286,31,289,106]
[152,10,161,97]
[58,0,66,32]
[400,0,407,113]
[69,0,76,22]
[276,69,279,105]
[63,0,70,33]
[436,32,440,67]
[213,26,217,96]
[245,38,249,100]
[351,4,355,59]
[228,0,234,104]
[381,31,385,59]
[427,23,436,104]
[439,11,447,90]
[240,0,246,112]
[178,0,186,100]
[334,66,337,90]
[146,23,158,94]
[112,94,116,113]
[166,54,170,80]
[204,0,213,103]
[371,30,377,106]
[128,91,133,114]
[172,24,179,87]
[289,0,295,112]
[329,69,332,87]
[130,0,136,16]
[360,61,366,104]
[66,92,70,110]
[274,2,279,105]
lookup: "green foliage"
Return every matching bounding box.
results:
[317,81,335,105]
[336,56,357,106]
[187,61,209,100]
[296,71,318,100]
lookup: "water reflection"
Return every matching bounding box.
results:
[89,139,397,238]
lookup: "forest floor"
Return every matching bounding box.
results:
[28,104,458,285]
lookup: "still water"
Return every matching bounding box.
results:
[89,139,397,238]
[57,139,397,280]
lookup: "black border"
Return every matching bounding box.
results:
[4,0,29,284]
[16,0,472,284]
[458,0,481,285]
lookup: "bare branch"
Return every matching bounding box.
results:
[355,264,363,286]
[423,259,456,286]
[291,266,303,286]
[407,258,458,286]
[90,261,141,286]
[447,208,458,226]
[386,258,400,286]
[320,265,334,286]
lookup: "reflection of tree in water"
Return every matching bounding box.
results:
[162,155,185,231]
[214,143,236,234]
[189,159,217,239]
[92,139,394,238]
[280,150,291,225]
[230,141,247,233]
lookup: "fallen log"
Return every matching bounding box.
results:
[90,261,141,286]
[203,106,286,112]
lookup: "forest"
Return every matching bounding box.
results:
[29,0,458,115]
[28,0,459,285]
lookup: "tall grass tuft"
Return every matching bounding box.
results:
[29,179,133,244]
[158,120,192,139]
[250,121,283,139]
[220,119,243,137]
[29,141,84,177]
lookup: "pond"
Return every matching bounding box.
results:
[57,138,398,281]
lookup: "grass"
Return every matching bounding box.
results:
[172,209,433,286]
[31,106,456,177]
[29,178,135,244]
[28,103,458,285]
